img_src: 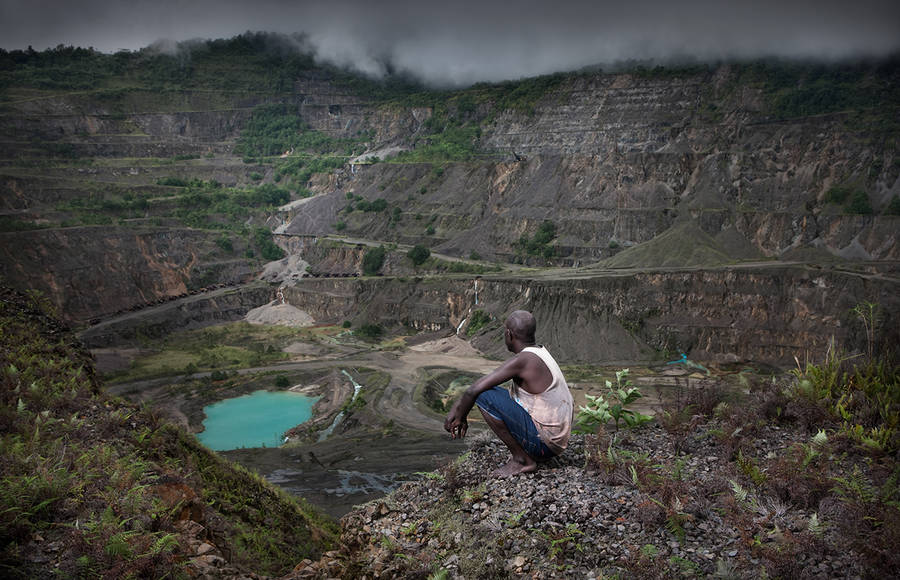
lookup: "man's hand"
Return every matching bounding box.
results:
[444,410,468,439]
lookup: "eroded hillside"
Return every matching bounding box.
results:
[0,36,898,367]
[0,285,337,577]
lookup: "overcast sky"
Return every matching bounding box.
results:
[2,0,899,86]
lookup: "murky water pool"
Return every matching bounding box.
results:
[198,390,318,451]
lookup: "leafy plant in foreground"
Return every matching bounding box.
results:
[574,369,653,432]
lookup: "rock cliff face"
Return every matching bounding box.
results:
[0,227,256,321]
[280,265,898,366]
[79,283,273,348]
[286,67,898,263]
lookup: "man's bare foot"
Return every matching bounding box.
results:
[492,456,537,478]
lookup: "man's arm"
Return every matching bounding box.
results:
[444,355,526,439]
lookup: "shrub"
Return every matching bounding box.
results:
[157,176,189,187]
[847,190,873,214]
[574,369,653,433]
[517,220,557,257]
[407,244,431,266]
[466,310,491,336]
[824,185,853,205]
[252,227,285,261]
[362,246,386,276]
[215,235,234,253]
[354,198,388,212]
[789,339,899,453]
[824,184,872,214]
[356,323,384,341]
[234,104,363,158]
[885,196,900,216]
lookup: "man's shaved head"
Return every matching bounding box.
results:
[505,310,536,343]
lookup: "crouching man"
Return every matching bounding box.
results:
[444,310,573,477]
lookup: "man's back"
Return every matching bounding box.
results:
[512,346,573,454]
[510,350,554,395]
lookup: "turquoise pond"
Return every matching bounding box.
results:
[198,390,319,451]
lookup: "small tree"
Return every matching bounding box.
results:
[253,227,285,261]
[356,323,383,341]
[407,244,430,266]
[847,190,873,215]
[362,246,386,276]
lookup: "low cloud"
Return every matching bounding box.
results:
[2,0,899,86]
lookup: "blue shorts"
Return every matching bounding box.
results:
[475,386,555,460]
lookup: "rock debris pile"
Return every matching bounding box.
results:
[287,411,895,579]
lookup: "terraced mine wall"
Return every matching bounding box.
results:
[80,283,273,348]
[282,268,898,366]
[0,227,257,322]
[2,60,897,357]
[285,68,899,264]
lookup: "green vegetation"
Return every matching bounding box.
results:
[790,344,899,453]
[51,177,290,246]
[824,183,873,214]
[355,198,388,212]
[847,190,873,214]
[383,73,567,163]
[407,244,431,266]
[0,216,47,232]
[234,104,364,159]
[574,369,653,432]
[394,120,480,162]
[515,220,557,259]
[106,321,310,382]
[362,245,386,276]
[886,195,900,215]
[341,194,389,214]
[0,287,336,577]
[466,310,491,336]
[732,59,900,122]
[355,323,384,341]
[252,226,285,261]
[0,33,320,93]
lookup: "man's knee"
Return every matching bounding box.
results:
[474,387,508,421]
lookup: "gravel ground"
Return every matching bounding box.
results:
[285,404,898,579]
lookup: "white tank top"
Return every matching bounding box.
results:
[511,346,573,454]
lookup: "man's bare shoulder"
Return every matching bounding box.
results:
[513,349,552,393]
[515,349,543,366]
